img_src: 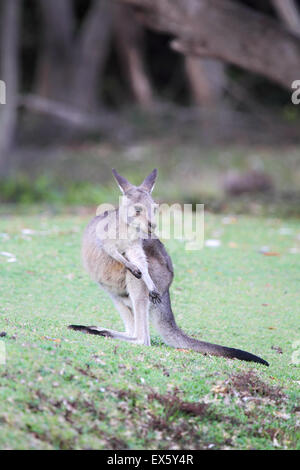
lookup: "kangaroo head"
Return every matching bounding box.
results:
[112,169,158,237]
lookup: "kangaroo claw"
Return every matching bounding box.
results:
[149,290,161,304]
[128,265,142,279]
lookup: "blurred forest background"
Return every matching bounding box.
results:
[0,0,300,215]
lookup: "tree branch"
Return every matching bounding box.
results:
[37,0,75,57]
[117,0,300,90]
[19,94,124,135]
[271,0,300,36]
[0,0,21,171]
[114,4,154,109]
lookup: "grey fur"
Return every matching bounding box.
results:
[69,170,269,366]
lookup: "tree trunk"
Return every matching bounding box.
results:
[36,0,112,113]
[35,0,74,101]
[118,0,300,90]
[271,0,300,36]
[114,5,154,109]
[0,0,21,174]
[70,0,113,112]
[185,57,226,107]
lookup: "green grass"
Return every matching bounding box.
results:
[2,143,300,217]
[0,211,299,449]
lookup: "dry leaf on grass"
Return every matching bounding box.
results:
[41,336,61,343]
[274,411,291,420]
[271,346,283,354]
[205,239,221,248]
[263,252,280,257]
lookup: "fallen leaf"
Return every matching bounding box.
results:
[0,252,17,263]
[176,348,190,353]
[22,229,36,235]
[271,346,283,354]
[0,252,14,257]
[205,239,221,248]
[212,384,228,394]
[274,411,291,420]
[222,216,237,225]
[263,252,280,257]
[267,327,277,330]
[41,336,61,343]
[273,437,280,447]
[228,242,238,248]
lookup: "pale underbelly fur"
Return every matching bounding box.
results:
[82,240,127,297]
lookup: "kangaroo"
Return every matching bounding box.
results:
[69,169,269,366]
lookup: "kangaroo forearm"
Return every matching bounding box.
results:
[104,245,131,269]
[112,252,131,269]
[129,262,156,292]
[103,245,142,279]
[141,271,156,291]
[125,251,156,291]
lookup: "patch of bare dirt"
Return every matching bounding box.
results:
[212,370,286,406]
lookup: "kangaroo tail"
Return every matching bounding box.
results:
[151,292,269,366]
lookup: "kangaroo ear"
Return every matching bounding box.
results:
[112,169,132,194]
[139,169,157,193]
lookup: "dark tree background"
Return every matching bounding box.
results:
[0,0,300,179]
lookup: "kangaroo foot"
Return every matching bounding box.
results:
[68,325,113,337]
[68,325,143,343]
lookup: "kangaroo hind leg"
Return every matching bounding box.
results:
[69,295,137,342]
[126,271,151,346]
[110,294,135,336]
[68,324,138,341]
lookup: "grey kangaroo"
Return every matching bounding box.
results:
[69,169,269,366]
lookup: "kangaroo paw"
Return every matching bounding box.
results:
[149,290,162,304]
[127,265,142,279]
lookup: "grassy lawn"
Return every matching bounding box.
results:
[0,210,299,449]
